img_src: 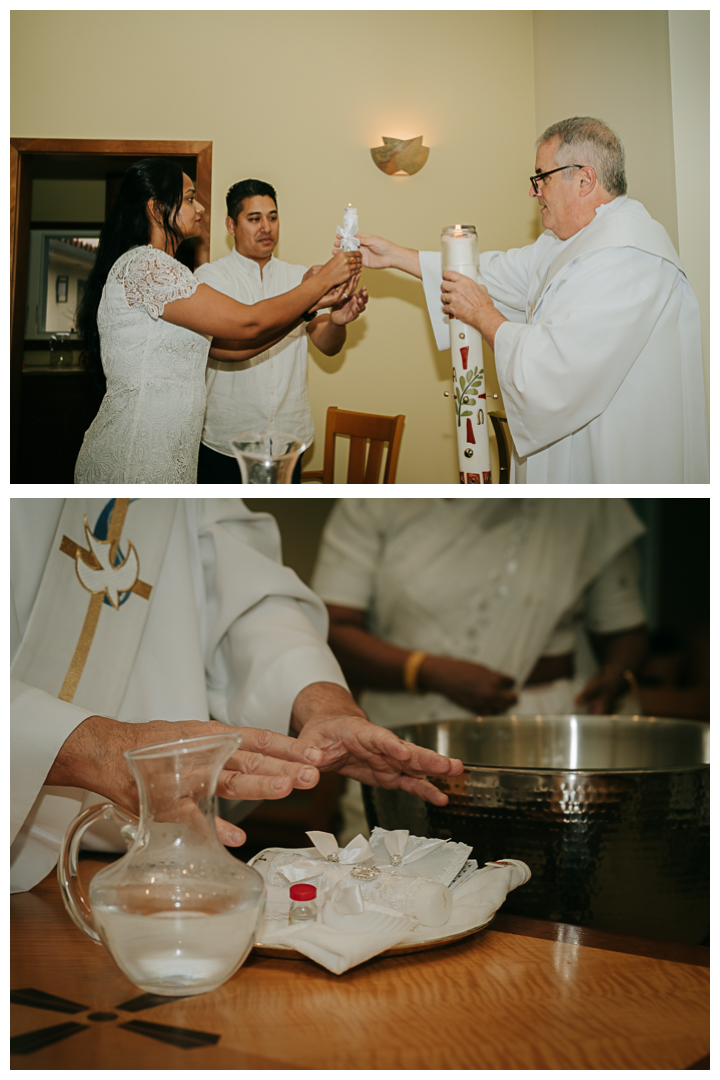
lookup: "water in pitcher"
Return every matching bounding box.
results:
[93,889,264,995]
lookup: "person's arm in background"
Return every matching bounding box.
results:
[575,626,648,714]
[326,603,517,715]
[309,499,516,716]
[574,538,649,713]
[206,269,363,362]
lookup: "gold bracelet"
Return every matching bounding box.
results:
[404,651,428,694]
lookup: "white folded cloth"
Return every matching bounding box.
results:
[369,827,471,883]
[260,910,416,974]
[250,831,530,975]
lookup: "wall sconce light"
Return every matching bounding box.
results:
[370,136,429,176]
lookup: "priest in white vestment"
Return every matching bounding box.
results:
[351,117,708,484]
[10,498,462,893]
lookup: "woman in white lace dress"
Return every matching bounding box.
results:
[74,159,360,483]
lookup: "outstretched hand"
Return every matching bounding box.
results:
[47,716,322,848]
[295,714,464,804]
[333,232,397,269]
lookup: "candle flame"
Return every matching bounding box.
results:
[453,224,462,236]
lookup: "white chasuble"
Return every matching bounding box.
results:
[420,197,708,484]
[12,498,176,713]
[11,498,346,892]
[11,499,177,890]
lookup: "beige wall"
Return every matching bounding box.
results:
[533,11,679,245]
[532,10,710,414]
[12,11,706,481]
[668,11,710,413]
[244,499,336,585]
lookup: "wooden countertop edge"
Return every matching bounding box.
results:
[491,912,710,968]
[64,857,710,969]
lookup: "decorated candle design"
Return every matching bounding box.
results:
[338,205,360,251]
[441,225,492,484]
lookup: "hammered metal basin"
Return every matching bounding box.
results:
[362,715,709,943]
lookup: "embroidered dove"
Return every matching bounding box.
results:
[75,518,140,608]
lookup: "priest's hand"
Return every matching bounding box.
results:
[46,716,322,847]
[290,682,464,804]
[441,271,508,349]
[334,233,422,278]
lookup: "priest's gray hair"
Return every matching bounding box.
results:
[537,117,627,197]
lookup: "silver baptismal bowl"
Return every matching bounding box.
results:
[362,715,709,943]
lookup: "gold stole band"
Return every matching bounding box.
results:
[12,499,177,715]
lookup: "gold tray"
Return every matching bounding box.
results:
[252,912,494,960]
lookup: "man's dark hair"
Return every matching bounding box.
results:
[226,179,278,221]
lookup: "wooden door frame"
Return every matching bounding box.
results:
[10,138,212,478]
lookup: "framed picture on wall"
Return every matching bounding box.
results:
[56,276,68,303]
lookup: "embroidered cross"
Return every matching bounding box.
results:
[57,499,152,703]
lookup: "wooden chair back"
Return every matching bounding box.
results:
[302,406,405,484]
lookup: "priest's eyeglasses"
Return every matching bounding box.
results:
[530,165,586,194]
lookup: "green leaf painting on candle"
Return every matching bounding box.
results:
[454,367,484,427]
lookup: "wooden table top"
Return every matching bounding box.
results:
[11,861,709,1071]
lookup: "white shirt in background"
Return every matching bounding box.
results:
[311,498,646,728]
[195,250,314,453]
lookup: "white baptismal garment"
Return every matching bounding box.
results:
[311,498,646,728]
[10,498,347,892]
[74,247,209,483]
[195,251,315,455]
[420,197,709,484]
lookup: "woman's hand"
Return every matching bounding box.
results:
[304,268,362,313]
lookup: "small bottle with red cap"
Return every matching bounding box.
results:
[288,883,317,925]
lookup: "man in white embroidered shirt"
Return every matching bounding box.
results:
[195,179,368,483]
[352,117,709,484]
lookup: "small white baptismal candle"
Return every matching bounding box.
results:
[338,204,360,251]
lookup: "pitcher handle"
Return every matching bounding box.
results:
[57,802,139,944]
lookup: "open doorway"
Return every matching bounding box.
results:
[10,138,212,483]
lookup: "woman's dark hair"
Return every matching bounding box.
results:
[77,158,186,390]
